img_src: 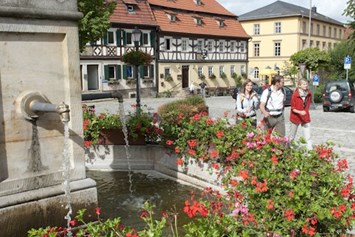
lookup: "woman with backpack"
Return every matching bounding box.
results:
[288,78,312,149]
[236,79,259,127]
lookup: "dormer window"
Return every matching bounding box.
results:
[127,5,135,13]
[169,14,176,22]
[194,0,202,6]
[217,19,224,27]
[194,17,202,25]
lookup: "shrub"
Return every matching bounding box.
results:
[122,50,153,66]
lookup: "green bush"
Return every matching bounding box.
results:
[313,84,324,103]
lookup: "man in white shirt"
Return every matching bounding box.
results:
[259,76,285,136]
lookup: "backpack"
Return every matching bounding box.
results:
[232,87,238,100]
[264,87,286,112]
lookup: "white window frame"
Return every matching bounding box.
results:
[230,41,235,52]
[240,65,245,74]
[127,65,134,79]
[208,66,213,77]
[230,65,235,76]
[275,22,281,34]
[165,38,172,51]
[219,66,224,77]
[197,39,203,52]
[254,43,260,57]
[274,42,281,56]
[126,32,133,45]
[207,40,213,52]
[127,5,134,13]
[254,67,259,79]
[164,67,170,78]
[142,32,149,46]
[254,24,260,35]
[240,41,246,53]
[219,41,224,52]
[181,38,188,51]
[143,65,149,78]
[107,31,115,45]
[108,65,116,79]
[198,66,203,77]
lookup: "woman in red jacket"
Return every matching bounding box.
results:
[288,78,312,149]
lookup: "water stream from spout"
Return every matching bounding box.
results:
[62,121,72,236]
[118,102,133,194]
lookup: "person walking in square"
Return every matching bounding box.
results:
[259,75,286,136]
[199,81,207,98]
[288,78,312,149]
[236,79,259,127]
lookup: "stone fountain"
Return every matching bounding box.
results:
[0,1,98,236]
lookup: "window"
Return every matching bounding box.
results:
[275,22,281,33]
[316,24,320,35]
[322,42,326,49]
[328,27,331,37]
[108,65,116,79]
[194,17,202,25]
[323,26,326,36]
[126,32,132,45]
[208,66,213,77]
[169,14,176,22]
[165,38,171,50]
[302,21,307,33]
[217,19,224,27]
[230,65,235,76]
[142,33,149,45]
[127,65,133,78]
[240,65,245,74]
[107,31,115,45]
[316,41,320,48]
[254,43,260,57]
[164,68,170,78]
[197,40,203,52]
[253,67,259,79]
[127,5,134,13]
[333,28,337,38]
[181,39,187,51]
[219,66,224,76]
[254,24,260,35]
[143,65,149,78]
[339,29,342,39]
[302,39,307,49]
[240,41,246,53]
[219,41,224,52]
[328,42,332,49]
[198,66,203,77]
[310,23,313,35]
[310,40,313,47]
[230,41,235,52]
[274,42,281,56]
[194,0,202,5]
[207,40,213,51]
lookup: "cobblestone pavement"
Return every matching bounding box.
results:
[84,95,355,176]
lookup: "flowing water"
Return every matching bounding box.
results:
[87,170,200,229]
[62,121,72,236]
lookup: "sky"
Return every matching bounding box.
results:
[217,0,352,23]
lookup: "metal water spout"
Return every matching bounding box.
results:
[19,91,70,122]
[82,91,123,103]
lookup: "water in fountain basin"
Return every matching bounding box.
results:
[86,170,201,229]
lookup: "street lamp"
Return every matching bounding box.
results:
[132,27,142,114]
[308,0,312,48]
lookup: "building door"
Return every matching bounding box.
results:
[87,65,99,90]
[182,65,189,88]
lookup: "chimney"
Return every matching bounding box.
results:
[311,6,317,13]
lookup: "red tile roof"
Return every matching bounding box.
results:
[152,9,249,38]
[110,0,157,26]
[148,0,235,16]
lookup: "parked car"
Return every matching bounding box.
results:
[322,80,355,113]
[254,85,293,106]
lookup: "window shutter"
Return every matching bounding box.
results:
[122,31,127,46]
[116,30,121,46]
[116,65,121,79]
[123,65,127,79]
[104,65,109,80]
[149,65,154,78]
[139,65,144,78]
[150,31,156,48]
[103,32,108,45]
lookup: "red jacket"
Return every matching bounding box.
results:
[290,89,312,124]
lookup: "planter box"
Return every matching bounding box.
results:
[98,129,146,145]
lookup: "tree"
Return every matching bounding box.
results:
[282,61,298,86]
[78,0,116,52]
[290,48,331,73]
[344,0,355,41]
[328,41,355,82]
